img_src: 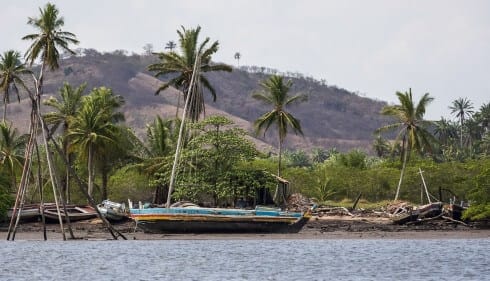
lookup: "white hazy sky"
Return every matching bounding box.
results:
[1,0,489,120]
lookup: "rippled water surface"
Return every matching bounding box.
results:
[0,239,488,281]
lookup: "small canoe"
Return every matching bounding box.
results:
[7,204,41,222]
[44,205,97,223]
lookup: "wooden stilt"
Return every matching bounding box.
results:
[48,135,127,240]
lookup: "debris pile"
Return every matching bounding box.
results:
[287,193,314,212]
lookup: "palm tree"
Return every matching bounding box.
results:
[253,75,306,177]
[43,82,86,202]
[0,50,32,122]
[9,3,79,239]
[434,117,458,147]
[311,147,329,164]
[148,26,232,121]
[23,3,79,71]
[234,52,241,67]
[376,88,435,201]
[449,97,474,148]
[0,122,26,192]
[372,135,390,157]
[67,87,123,197]
[165,41,176,51]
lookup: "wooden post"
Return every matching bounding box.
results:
[351,192,362,211]
[48,134,126,240]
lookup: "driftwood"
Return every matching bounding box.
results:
[315,207,354,217]
[442,216,470,227]
[406,213,443,225]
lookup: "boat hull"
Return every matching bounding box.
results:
[44,206,97,223]
[131,207,310,234]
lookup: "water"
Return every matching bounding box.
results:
[0,239,488,281]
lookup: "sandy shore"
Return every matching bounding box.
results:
[2,215,489,241]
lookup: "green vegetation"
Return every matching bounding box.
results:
[0,3,489,222]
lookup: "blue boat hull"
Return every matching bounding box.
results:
[130,207,310,234]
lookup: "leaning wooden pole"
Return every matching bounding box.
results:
[34,140,47,240]
[166,54,201,208]
[7,97,38,240]
[47,134,126,240]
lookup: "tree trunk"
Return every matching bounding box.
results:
[394,141,409,201]
[88,144,94,196]
[101,163,108,200]
[273,136,283,205]
[460,117,464,149]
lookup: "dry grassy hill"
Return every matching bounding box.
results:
[7,50,390,153]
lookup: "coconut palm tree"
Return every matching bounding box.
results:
[434,117,458,147]
[0,50,32,122]
[253,75,306,177]
[165,41,177,51]
[0,122,26,192]
[148,26,232,121]
[23,3,79,71]
[9,3,79,239]
[376,88,435,201]
[43,82,86,202]
[449,97,474,148]
[67,87,123,197]
[372,135,390,158]
[234,52,241,67]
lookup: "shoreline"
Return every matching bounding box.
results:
[2,216,489,241]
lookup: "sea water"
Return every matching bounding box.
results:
[0,239,488,281]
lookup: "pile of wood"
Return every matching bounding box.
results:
[286,193,314,212]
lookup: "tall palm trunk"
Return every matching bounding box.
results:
[3,88,8,122]
[88,143,94,196]
[460,117,464,148]
[394,137,408,201]
[273,136,283,205]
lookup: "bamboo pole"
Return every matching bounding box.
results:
[7,96,38,240]
[47,134,126,240]
[166,54,201,208]
[419,168,432,204]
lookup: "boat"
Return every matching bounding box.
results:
[417,202,443,219]
[129,57,310,234]
[391,209,420,225]
[97,200,128,222]
[7,204,42,222]
[44,205,97,223]
[130,205,311,234]
[447,202,467,221]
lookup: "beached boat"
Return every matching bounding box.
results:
[417,202,443,219]
[44,205,97,223]
[447,203,467,221]
[129,57,309,234]
[130,205,310,233]
[97,200,128,222]
[7,204,42,222]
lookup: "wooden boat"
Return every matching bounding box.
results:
[417,202,443,219]
[7,204,42,222]
[130,205,311,233]
[129,59,310,234]
[447,203,467,221]
[97,200,128,222]
[44,205,97,223]
[391,209,420,225]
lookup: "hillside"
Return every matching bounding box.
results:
[7,50,390,152]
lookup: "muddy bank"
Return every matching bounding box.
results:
[1,215,488,241]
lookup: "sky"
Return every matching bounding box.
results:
[1,0,489,120]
